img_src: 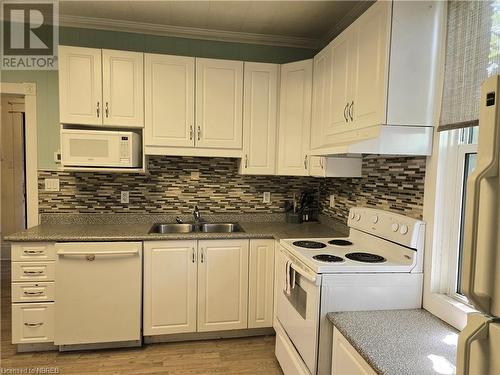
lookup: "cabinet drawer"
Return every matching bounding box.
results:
[12,302,54,344]
[12,282,55,303]
[12,262,55,282]
[11,243,55,262]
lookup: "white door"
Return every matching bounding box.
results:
[241,62,278,175]
[58,46,102,125]
[195,58,243,149]
[248,239,274,329]
[332,327,377,375]
[326,30,354,140]
[197,239,249,332]
[145,54,195,147]
[311,44,332,150]
[351,0,391,129]
[277,59,313,176]
[143,241,197,336]
[102,49,144,127]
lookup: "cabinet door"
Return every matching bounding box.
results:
[332,328,377,375]
[145,54,195,147]
[12,302,54,344]
[277,59,313,176]
[102,49,144,127]
[195,58,243,149]
[143,241,197,336]
[197,239,249,332]
[311,45,332,150]
[326,30,354,140]
[309,156,326,177]
[241,62,278,175]
[351,0,391,129]
[58,46,102,125]
[248,239,274,329]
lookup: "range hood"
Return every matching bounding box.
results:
[309,125,434,156]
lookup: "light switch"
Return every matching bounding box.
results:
[263,192,271,203]
[44,178,60,192]
[329,195,335,208]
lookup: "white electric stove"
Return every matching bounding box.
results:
[275,207,425,375]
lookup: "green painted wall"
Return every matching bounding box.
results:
[1,26,315,170]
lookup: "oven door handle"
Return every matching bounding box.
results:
[290,262,318,285]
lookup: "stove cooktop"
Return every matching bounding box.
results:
[312,254,344,263]
[345,252,386,263]
[292,240,327,249]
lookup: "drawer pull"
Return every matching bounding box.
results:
[24,291,44,296]
[23,250,44,255]
[24,322,43,327]
[23,270,44,275]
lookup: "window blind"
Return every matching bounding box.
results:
[438,0,495,132]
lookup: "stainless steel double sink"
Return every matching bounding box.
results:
[149,222,243,234]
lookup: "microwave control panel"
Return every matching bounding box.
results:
[120,136,130,162]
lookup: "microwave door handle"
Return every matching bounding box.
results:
[461,81,500,312]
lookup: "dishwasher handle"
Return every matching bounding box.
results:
[57,249,139,256]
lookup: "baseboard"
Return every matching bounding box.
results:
[17,342,58,352]
[144,327,275,344]
[58,339,142,351]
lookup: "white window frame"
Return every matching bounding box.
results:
[423,128,478,330]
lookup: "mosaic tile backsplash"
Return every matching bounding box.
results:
[38,155,426,222]
[320,156,426,222]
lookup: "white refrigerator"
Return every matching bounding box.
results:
[457,75,500,375]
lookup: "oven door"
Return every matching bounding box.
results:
[276,245,321,375]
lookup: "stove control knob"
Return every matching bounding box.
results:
[355,214,361,221]
[391,223,399,232]
[400,224,409,235]
[372,215,379,224]
[350,212,355,219]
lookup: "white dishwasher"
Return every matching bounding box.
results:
[54,242,142,348]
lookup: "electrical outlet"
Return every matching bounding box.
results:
[191,171,200,180]
[44,178,60,192]
[329,194,335,208]
[263,192,271,203]
[54,151,61,163]
[121,191,130,204]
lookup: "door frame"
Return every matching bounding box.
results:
[1,82,38,228]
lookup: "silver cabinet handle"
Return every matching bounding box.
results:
[192,248,196,263]
[319,158,324,169]
[343,103,348,122]
[24,290,44,295]
[105,102,109,118]
[304,155,308,169]
[245,154,248,168]
[349,101,354,121]
[197,126,201,141]
[24,322,43,327]
[96,102,100,118]
[200,248,205,263]
[189,125,194,140]
[23,270,43,275]
[23,250,43,255]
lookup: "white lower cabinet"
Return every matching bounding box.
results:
[248,239,274,328]
[144,238,274,336]
[143,241,197,335]
[11,243,56,345]
[198,239,249,332]
[332,327,376,375]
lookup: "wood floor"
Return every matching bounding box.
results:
[0,260,283,374]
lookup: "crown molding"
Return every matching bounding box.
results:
[59,15,320,50]
[320,1,375,48]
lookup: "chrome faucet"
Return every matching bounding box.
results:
[193,206,201,222]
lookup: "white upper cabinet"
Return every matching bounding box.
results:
[143,241,197,336]
[197,239,249,332]
[240,62,279,175]
[59,46,144,128]
[195,58,243,149]
[277,59,313,176]
[311,45,332,150]
[350,1,391,129]
[145,54,195,147]
[102,49,144,127]
[59,46,102,126]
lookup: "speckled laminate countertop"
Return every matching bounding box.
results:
[4,221,347,242]
[328,309,458,375]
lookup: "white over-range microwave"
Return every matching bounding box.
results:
[61,129,141,168]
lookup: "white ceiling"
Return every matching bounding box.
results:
[59,1,373,49]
